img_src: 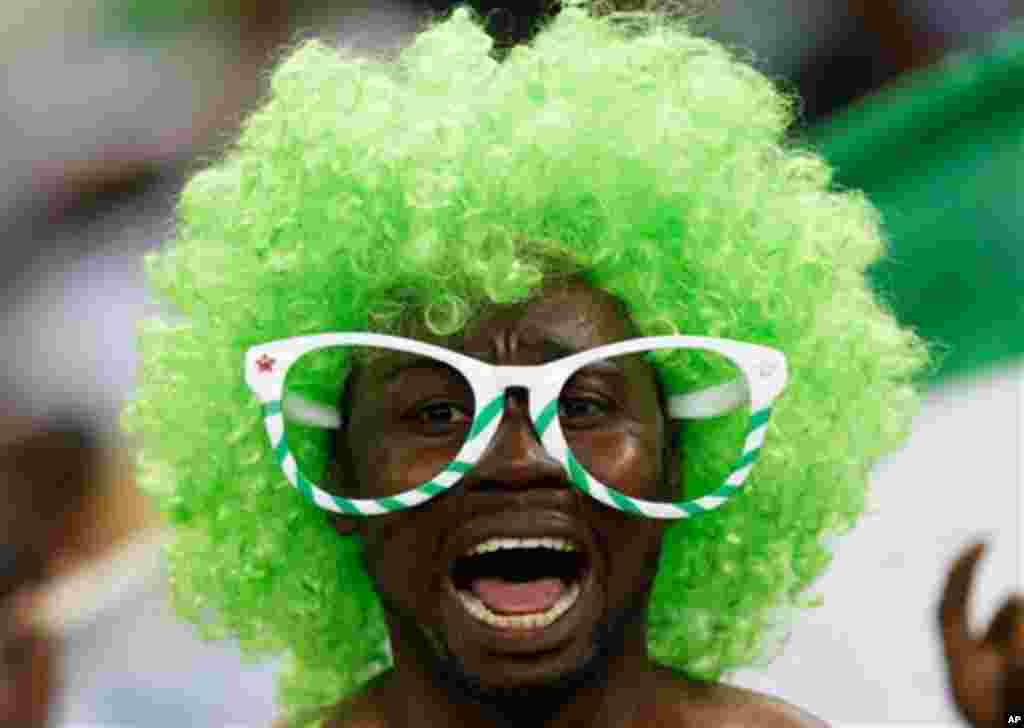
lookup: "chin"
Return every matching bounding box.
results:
[428,592,646,713]
[433,637,608,710]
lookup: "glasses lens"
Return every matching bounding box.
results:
[283,344,475,498]
[560,347,750,505]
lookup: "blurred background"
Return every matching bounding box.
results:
[0,1,1020,725]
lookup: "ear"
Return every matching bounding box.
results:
[327,510,360,537]
[325,436,361,537]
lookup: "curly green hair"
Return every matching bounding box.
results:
[124,5,930,723]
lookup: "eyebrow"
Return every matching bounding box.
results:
[538,336,624,374]
[380,357,462,385]
[378,336,626,380]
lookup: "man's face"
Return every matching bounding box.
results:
[334,281,678,696]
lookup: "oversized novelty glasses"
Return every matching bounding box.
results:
[245,334,787,519]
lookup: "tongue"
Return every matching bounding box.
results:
[471,577,565,615]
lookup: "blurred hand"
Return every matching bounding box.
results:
[940,541,1024,726]
[0,600,54,728]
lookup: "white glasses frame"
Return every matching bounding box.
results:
[245,334,788,519]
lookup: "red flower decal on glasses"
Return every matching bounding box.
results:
[256,354,276,373]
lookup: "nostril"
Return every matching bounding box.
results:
[504,386,529,408]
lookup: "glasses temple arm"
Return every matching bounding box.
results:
[667,377,749,420]
[283,393,343,429]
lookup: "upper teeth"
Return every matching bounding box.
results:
[468,537,577,556]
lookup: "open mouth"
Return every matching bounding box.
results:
[451,538,589,630]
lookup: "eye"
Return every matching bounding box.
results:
[412,401,472,431]
[558,395,612,425]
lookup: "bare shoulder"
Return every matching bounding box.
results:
[652,668,830,728]
[275,668,827,728]
[717,686,830,728]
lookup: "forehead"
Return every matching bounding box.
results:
[351,282,649,392]
[453,281,637,357]
[355,282,640,378]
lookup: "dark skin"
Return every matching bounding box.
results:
[940,541,1024,726]
[0,416,90,728]
[0,611,52,728]
[307,280,827,728]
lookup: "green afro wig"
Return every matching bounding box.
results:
[123,5,930,723]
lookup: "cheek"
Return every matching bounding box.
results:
[353,435,450,498]
[345,428,448,609]
[592,506,666,601]
[579,427,664,499]
[583,427,668,600]
[359,512,446,612]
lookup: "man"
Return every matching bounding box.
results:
[305,278,833,726]
[128,6,930,726]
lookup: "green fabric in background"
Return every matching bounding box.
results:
[804,23,1024,385]
[99,0,252,33]
[96,0,327,36]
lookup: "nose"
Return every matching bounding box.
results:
[463,387,567,490]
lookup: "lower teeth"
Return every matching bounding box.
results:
[457,582,581,629]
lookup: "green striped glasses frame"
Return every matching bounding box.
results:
[245,334,787,519]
